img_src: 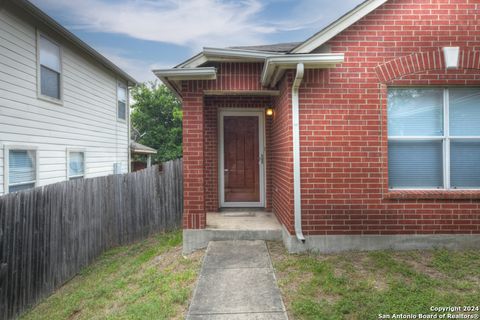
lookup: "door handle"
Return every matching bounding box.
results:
[224,169,229,172]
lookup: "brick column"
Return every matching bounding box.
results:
[182,82,206,229]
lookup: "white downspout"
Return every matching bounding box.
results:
[292,63,305,242]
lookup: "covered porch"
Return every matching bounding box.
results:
[154,48,345,253]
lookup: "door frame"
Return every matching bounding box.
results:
[218,108,266,208]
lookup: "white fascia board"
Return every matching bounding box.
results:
[152,67,217,100]
[291,0,388,53]
[156,75,182,100]
[176,53,209,69]
[153,67,217,81]
[203,47,283,60]
[131,149,157,155]
[176,47,284,69]
[261,54,345,87]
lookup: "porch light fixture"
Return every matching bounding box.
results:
[266,107,274,116]
[443,47,460,69]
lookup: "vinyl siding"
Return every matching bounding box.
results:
[0,8,129,195]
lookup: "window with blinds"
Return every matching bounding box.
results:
[39,34,61,100]
[68,151,85,180]
[8,149,37,193]
[387,87,480,189]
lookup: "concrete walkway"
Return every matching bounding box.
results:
[186,240,288,320]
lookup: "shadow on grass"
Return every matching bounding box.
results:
[21,231,204,320]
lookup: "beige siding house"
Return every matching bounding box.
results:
[0,0,137,195]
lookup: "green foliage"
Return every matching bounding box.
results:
[130,82,182,163]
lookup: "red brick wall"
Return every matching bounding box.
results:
[271,73,295,232]
[181,82,206,229]
[203,96,273,212]
[180,1,480,233]
[203,62,264,91]
[297,0,480,235]
[181,63,273,228]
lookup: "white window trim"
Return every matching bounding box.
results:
[116,81,128,122]
[3,145,39,194]
[36,30,63,105]
[388,87,480,191]
[66,148,86,180]
[218,108,266,208]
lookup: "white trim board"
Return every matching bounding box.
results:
[291,0,388,53]
[218,108,266,208]
[176,47,284,69]
[66,147,86,180]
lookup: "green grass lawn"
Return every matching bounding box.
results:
[268,242,480,320]
[21,231,203,320]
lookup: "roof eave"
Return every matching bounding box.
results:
[153,67,217,80]
[130,142,157,154]
[152,67,217,100]
[131,149,157,155]
[291,0,388,54]
[261,54,345,87]
[9,0,138,85]
[176,47,284,69]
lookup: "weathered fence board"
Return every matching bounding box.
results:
[0,159,183,320]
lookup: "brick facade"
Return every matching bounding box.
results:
[182,82,206,229]
[271,73,295,232]
[297,0,480,235]
[180,0,480,235]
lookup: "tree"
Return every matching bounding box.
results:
[130,82,182,163]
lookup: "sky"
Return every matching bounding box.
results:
[31,0,365,83]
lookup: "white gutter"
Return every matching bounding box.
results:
[153,67,217,81]
[153,67,217,100]
[261,53,345,88]
[292,63,305,242]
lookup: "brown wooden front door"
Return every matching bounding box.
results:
[223,116,260,203]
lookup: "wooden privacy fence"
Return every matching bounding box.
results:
[0,159,183,320]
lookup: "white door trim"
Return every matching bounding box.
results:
[218,108,266,208]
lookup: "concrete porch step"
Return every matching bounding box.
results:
[183,211,283,254]
[183,229,282,254]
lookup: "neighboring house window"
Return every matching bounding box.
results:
[117,82,127,121]
[68,151,85,180]
[388,87,480,189]
[8,149,37,193]
[38,34,62,101]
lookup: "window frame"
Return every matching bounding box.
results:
[36,30,63,105]
[66,148,86,180]
[116,81,128,122]
[388,86,480,190]
[4,145,39,193]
